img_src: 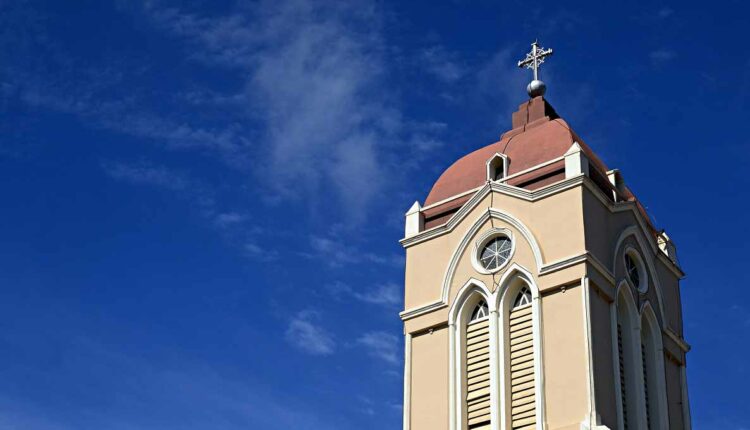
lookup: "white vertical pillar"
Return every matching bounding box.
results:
[403,332,412,430]
[404,201,423,238]
[564,142,590,179]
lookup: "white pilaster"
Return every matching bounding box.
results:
[564,142,590,179]
[404,201,424,238]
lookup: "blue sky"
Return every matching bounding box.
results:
[0,0,748,429]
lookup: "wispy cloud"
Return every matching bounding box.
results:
[285,310,336,356]
[421,46,466,83]
[308,235,403,268]
[327,281,401,307]
[650,49,677,65]
[357,331,400,365]
[140,1,442,224]
[243,242,280,263]
[102,160,192,191]
[657,7,674,19]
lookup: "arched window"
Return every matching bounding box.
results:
[503,280,538,430]
[641,306,668,430]
[615,287,640,430]
[485,153,507,182]
[471,300,489,321]
[466,300,491,429]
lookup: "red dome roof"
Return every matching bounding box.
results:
[425,97,609,206]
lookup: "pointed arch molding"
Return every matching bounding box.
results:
[640,301,671,430]
[613,226,667,329]
[446,208,543,289]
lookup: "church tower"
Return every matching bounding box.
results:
[400,42,691,430]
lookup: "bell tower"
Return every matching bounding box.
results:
[400,42,691,430]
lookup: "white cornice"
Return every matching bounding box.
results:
[400,175,685,322]
[400,251,608,322]
[419,155,567,213]
[400,175,586,248]
[664,327,691,352]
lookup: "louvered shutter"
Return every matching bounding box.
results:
[509,304,536,430]
[466,318,491,430]
[618,324,628,430]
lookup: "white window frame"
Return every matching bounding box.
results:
[448,279,499,430]
[623,246,648,294]
[471,228,515,275]
[486,153,509,182]
[495,264,546,430]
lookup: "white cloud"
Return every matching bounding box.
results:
[243,242,279,262]
[285,311,336,356]
[308,235,403,268]
[102,160,191,191]
[650,49,677,64]
[357,331,399,365]
[421,46,466,83]
[328,281,401,307]
[214,212,248,227]
[141,0,441,224]
[657,7,674,19]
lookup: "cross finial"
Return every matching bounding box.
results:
[517,40,553,97]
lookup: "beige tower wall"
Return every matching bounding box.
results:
[589,281,618,429]
[409,326,450,430]
[402,177,690,430]
[540,286,589,430]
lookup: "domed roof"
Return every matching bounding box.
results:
[425,97,608,206]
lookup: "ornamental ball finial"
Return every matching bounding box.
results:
[527,79,546,97]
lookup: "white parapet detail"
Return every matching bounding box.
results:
[404,201,424,238]
[564,142,590,179]
[657,231,679,265]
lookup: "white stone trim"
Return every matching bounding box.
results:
[448,279,496,430]
[405,172,684,282]
[564,142,590,179]
[623,245,648,294]
[403,332,412,430]
[614,227,668,331]
[495,264,546,430]
[640,301,670,430]
[400,176,586,248]
[440,209,543,312]
[400,251,614,322]
[581,180,684,279]
[404,201,424,238]
[581,276,603,428]
[611,280,647,430]
[663,327,691,352]
[471,227,516,275]
[419,156,568,213]
[486,153,509,182]
[680,363,692,430]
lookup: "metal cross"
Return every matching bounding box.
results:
[517,40,553,81]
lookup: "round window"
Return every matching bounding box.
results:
[479,236,512,271]
[624,252,646,292]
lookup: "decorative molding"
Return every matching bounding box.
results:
[404,201,424,238]
[581,180,684,279]
[400,175,586,248]
[447,279,495,430]
[403,332,412,430]
[614,227,668,331]
[663,327,691,353]
[641,301,671,430]
[440,209,543,313]
[399,300,447,321]
[486,152,509,182]
[470,227,516,275]
[400,251,613,322]
[494,264,546,430]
